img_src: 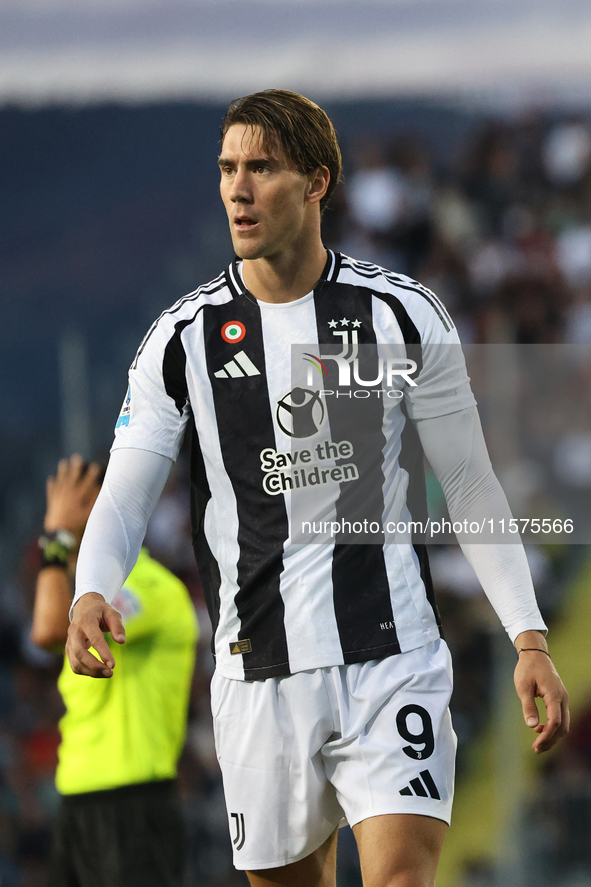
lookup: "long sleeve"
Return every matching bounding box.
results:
[72,448,173,610]
[415,406,547,642]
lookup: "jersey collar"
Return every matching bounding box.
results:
[227,250,340,301]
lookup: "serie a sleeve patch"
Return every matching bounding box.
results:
[112,586,143,622]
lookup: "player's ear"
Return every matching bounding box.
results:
[306,166,330,206]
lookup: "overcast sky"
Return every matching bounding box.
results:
[2,0,591,107]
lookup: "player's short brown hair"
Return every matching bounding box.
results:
[220,89,342,212]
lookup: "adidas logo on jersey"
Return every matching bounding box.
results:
[214,350,261,379]
[399,769,440,800]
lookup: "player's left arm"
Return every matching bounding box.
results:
[415,407,569,753]
[399,294,569,752]
[512,629,569,753]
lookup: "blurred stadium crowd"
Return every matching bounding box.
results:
[2,104,591,886]
[326,113,591,345]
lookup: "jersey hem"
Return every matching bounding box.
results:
[214,629,442,681]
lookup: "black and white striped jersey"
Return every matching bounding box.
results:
[113,251,476,680]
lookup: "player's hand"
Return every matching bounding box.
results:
[513,631,569,754]
[66,592,126,678]
[45,454,101,544]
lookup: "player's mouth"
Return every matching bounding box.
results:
[234,215,259,231]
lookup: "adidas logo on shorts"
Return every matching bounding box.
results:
[214,351,261,379]
[399,769,440,800]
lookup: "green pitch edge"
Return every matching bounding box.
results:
[436,548,591,887]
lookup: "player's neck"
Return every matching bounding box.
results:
[242,239,328,304]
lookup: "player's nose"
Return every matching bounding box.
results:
[229,166,253,203]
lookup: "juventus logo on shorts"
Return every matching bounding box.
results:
[231,812,245,850]
[399,769,441,800]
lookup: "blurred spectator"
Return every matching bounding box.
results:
[462,122,520,237]
[338,135,434,276]
[431,185,481,253]
[347,142,406,235]
[556,224,591,289]
[340,140,407,271]
[542,119,591,188]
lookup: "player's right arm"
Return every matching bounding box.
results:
[66,447,173,678]
[68,309,192,677]
[67,593,127,678]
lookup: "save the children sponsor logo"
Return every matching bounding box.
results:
[276,387,325,438]
[260,439,359,496]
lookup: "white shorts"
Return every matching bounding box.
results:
[211,639,456,871]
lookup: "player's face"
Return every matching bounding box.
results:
[219,124,314,261]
